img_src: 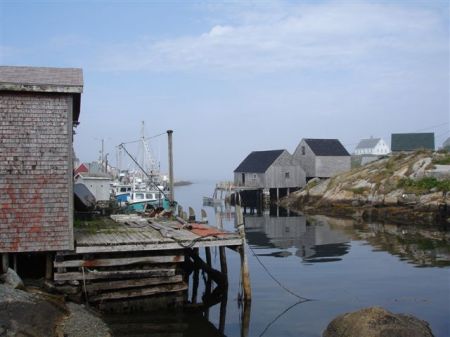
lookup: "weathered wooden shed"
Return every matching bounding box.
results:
[234,149,306,189]
[293,139,351,179]
[391,133,435,152]
[0,66,83,257]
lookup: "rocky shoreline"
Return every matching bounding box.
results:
[0,270,110,337]
[281,151,450,226]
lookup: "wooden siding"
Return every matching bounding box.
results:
[316,156,351,178]
[0,92,74,252]
[234,151,306,189]
[294,139,351,178]
[293,140,316,178]
[265,151,306,188]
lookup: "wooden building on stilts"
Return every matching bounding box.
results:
[0,66,251,321]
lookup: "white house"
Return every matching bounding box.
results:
[354,137,390,155]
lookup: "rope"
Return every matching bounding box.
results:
[248,243,311,302]
[119,132,167,146]
[258,300,307,337]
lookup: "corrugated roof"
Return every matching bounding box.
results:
[0,66,83,93]
[304,139,350,156]
[234,150,285,173]
[391,133,434,151]
[355,138,381,149]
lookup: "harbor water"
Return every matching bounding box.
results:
[104,181,450,337]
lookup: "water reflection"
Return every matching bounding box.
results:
[310,215,450,267]
[244,213,351,263]
[242,210,450,267]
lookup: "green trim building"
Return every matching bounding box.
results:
[391,133,435,152]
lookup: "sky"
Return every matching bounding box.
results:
[1,0,449,181]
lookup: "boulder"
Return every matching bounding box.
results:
[0,284,68,337]
[0,268,25,290]
[323,307,434,337]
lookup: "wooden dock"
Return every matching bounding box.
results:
[52,213,249,312]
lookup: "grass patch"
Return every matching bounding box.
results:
[432,155,450,165]
[397,177,450,193]
[74,217,120,234]
[349,187,368,195]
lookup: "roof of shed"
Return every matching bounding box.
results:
[234,150,285,173]
[391,133,435,151]
[0,66,83,122]
[304,139,350,156]
[0,66,83,93]
[355,138,381,149]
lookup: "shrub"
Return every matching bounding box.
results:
[397,177,450,193]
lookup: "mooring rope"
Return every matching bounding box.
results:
[247,244,312,302]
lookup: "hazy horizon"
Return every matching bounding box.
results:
[1,0,449,181]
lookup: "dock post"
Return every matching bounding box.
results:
[167,130,175,205]
[12,254,18,272]
[1,253,9,273]
[45,253,53,281]
[201,209,208,223]
[192,248,200,304]
[236,205,251,302]
[219,247,228,278]
[241,300,252,337]
[205,247,212,267]
[188,207,196,222]
[219,288,228,334]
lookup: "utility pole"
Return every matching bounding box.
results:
[167,130,174,203]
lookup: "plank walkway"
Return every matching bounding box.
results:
[73,215,243,254]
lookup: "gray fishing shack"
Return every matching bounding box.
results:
[293,138,351,180]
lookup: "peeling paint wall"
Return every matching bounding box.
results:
[0,92,73,252]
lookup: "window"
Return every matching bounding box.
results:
[301,146,305,155]
[285,172,290,179]
[135,193,144,200]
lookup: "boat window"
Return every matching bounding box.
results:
[146,193,154,199]
[120,187,126,192]
[156,193,161,199]
[135,193,144,199]
[127,187,132,192]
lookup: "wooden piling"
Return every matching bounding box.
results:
[188,207,196,222]
[45,253,53,280]
[236,205,251,302]
[219,288,228,334]
[241,300,251,337]
[12,254,18,272]
[205,247,212,267]
[1,253,9,273]
[167,130,175,204]
[201,209,208,223]
[219,247,228,278]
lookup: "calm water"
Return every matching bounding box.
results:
[105,182,450,337]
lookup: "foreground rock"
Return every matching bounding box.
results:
[323,307,434,337]
[0,284,68,337]
[0,283,111,337]
[281,151,450,225]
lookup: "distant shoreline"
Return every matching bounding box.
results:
[173,180,193,187]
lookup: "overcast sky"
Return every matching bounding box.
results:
[1,0,449,181]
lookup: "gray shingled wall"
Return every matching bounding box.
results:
[0,92,73,252]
